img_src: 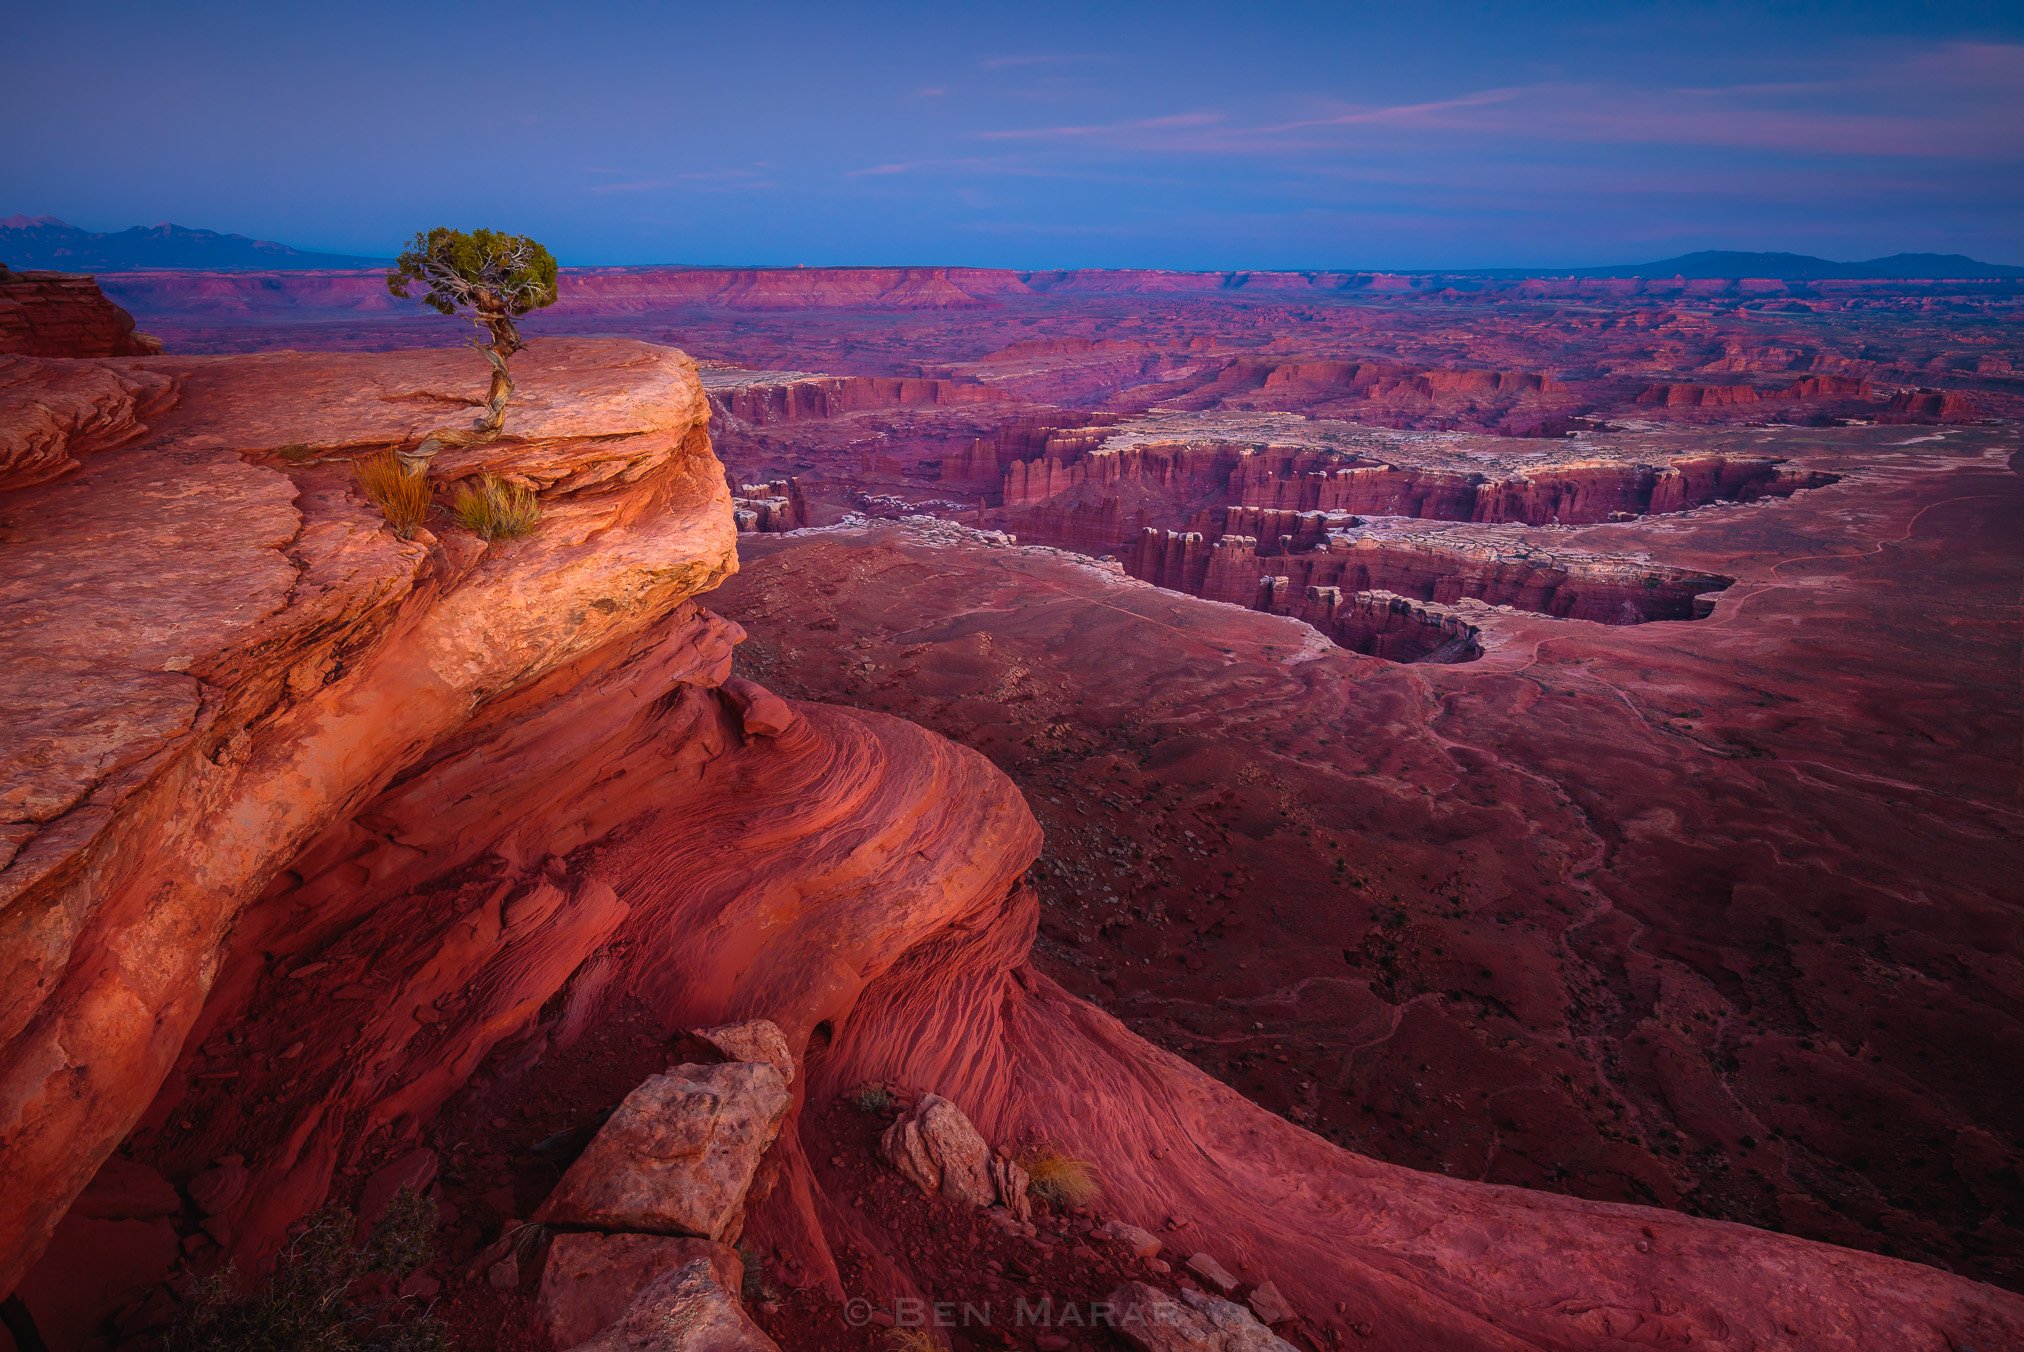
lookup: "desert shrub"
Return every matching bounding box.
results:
[1017,1146,1101,1208]
[168,1190,447,1352]
[449,474,539,541]
[849,1082,894,1114]
[355,451,432,540]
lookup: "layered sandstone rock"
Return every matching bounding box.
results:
[6,340,2021,1352]
[0,337,737,1299]
[1001,436,1837,556]
[729,477,805,533]
[0,354,176,490]
[0,267,160,358]
[1129,526,1728,633]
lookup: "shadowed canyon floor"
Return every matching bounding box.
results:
[714,419,2024,1289]
[4,271,2022,1351]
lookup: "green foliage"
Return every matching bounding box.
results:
[168,1191,447,1352]
[386,228,558,324]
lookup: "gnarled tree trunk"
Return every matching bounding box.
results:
[398,298,526,475]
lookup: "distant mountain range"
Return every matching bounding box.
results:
[1568,250,2024,280]
[6,215,2020,280]
[1,215,385,271]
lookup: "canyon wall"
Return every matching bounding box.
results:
[4,337,2020,1350]
[1128,528,1730,625]
[1002,438,1837,556]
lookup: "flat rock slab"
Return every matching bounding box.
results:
[536,1062,790,1241]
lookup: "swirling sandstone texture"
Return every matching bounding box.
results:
[4,340,2021,1350]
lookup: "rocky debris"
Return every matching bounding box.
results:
[539,1233,744,1349]
[1101,1221,1163,1259]
[882,1094,995,1206]
[0,268,160,357]
[990,1154,1033,1224]
[563,1257,780,1351]
[1108,1281,1297,1352]
[879,1092,1037,1223]
[185,1159,249,1217]
[1245,1281,1292,1327]
[1184,1251,1240,1296]
[536,1062,792,1242]
[719,678,800,740]
[685,1019,795,1085]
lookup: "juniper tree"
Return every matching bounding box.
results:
[386,228,558,472]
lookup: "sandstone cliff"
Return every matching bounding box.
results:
[0,267,160,358]
[3,340,2019,1350]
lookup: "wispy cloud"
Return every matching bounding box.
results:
[967,43,2024,162]
[981,52,1106,69]
[980,111,1225,142]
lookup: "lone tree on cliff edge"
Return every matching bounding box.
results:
[386,227,558,473]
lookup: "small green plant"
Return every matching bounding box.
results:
[168,1190,447,1352]
[449,474,540,541]
[849,1082,894,1114]
[355,450,433,539]
[1018,1146,1101,1208]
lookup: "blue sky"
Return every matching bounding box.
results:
[6,0,2022,267]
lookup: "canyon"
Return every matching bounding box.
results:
[1,268,2020,1352]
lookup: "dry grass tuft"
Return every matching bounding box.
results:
[884,1330,940,1352]
[355,450,432,539]
[450,473,540,541]
[168,1191,445,1351]
[1017,1146,1101,1207]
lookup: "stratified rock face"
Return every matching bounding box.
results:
[1130,527,1730,627]
[6,338,2023,1352]
[0,337,737,1299]
[0,267,160,357]
[729,477,806,533]
[0,354,176,490]
[1001,439,1835,556]
[536,1063,792,1241]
